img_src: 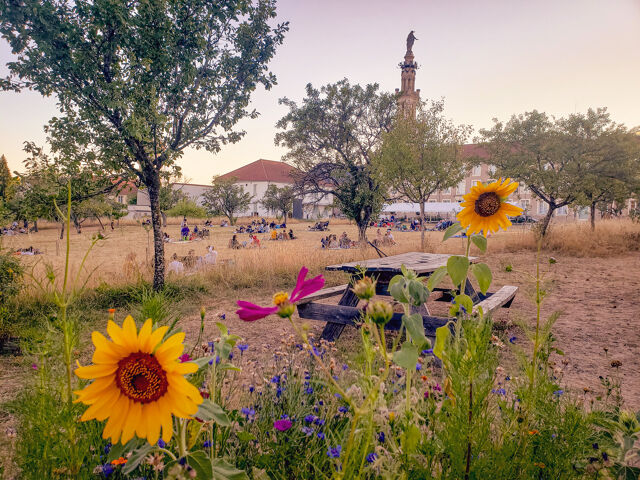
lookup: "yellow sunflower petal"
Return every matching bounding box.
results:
[137,319,153,348]
[501,203,524,216]
[154,332,185,363]
[121,400,142,444]
[107,320,131,350]
[103,395,130,444]
[75,363,118,379]
[169,375,203,403]
[74,377,116,404]
[145,401,162,446]
[158,397,174,443]
[145,325,169,353]
[168,361,198,375]
[80,386,120,421]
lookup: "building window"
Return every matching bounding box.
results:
[538,202,548,214]
[520,199,530,212]
[472,165,482,176]
[457,180,466,195]
[118,195,124,204]
[442,187,451,194]
[488,165,496,176]
[253,184,257,195]
[556,206,568,216]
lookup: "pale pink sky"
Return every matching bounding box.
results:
[1,0,639,183]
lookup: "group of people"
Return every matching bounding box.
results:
[179,218,209,241]
[167,245,218,274]
[228,234,261,249]
[372,228,396,247]
[13,246,43,256]
[1,221,29,236]
[270,228,296,241]
[320,231,356,249]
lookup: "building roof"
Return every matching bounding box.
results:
[461,144,489,158]
[220,159,297,183]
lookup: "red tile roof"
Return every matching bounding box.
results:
[221,159,297,183]
[461,144,489,158]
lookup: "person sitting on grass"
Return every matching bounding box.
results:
[328,234,339,249]
[228,234,242,249]
[204,245,218,265]
[163,232,171,243]
[167,253,185,274]
[288,229,296,240]
[251,235,261,248]
[270,229,277,241]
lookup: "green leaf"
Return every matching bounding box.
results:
[454,294,474,314]
[433,325,450,360]
[237,431,257,442]
[426,266,447,291]
[388,276,409,303]
[471,234,487,253]
[194,356,215,370]
[393,341,419,370]
[216,322,228,336]
[196,399,231,427]
[447,255,469,288]
[471,263,492,295]
[404,423,421,454]
[443,222,463,241]
[188,450,214,480]
[407,279,429,306]
[211,458,250,480]
[122,442,154,475]
[402,314,430,349]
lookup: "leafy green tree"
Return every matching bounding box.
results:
[275,80,396,241]
[201,176,252,225]
[261,184,294,219]
[563,110,640,229]
[377,99,472,250]
[479,111,583,237]
[1,0,288,290]
[166,198,207,219]
[0,154,13,202]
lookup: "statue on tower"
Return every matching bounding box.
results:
[406,30,417,53]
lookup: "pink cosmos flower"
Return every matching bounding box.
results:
[273,419,292,431]
[179,354,191,363]
[236,267,325,322]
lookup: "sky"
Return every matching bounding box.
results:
[1,0,639,183]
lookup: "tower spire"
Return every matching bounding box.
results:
[395,31,420,117]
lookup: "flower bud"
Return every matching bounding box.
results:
[366,301,393,326]
[200,306,206,320]
[352,277,376,300]
[277,302,296,319]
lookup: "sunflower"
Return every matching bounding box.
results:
[74,316,203,445]
[457,178,523,236]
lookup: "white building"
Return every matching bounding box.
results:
[135,159,335,219]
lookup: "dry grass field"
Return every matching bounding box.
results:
[1,217,640,408]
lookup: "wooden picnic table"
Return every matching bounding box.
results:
[297,252,518,342]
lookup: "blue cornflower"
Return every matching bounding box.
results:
[157,439,166,448]
[509,336,517,344]
[178,457,187,465]
[317,432,325,440]
[505,376,511,381]
[415,363,422,371]
[366,452,378,463]
[377,432,385,443]
[238,343,248,353]
[228,353,233,360]
[553,390,564,397]
[334,393,341,399]
[301,426,314,436]
[203,440,212,448]
[280,414,289,419]
[241,407,255,418]
[492,388,506,396]
[332,375,339,381]
[220,313,226,320]
[342,364,348,371]
[103,443,111,454]
[338,406,349,413]
[422,348,434,355]
[101,464,114,477]
[208,341,215,351]
[318,400,324,405]
[249,385,255,393]
[314,418,325,426]
[304,415,316,423]
[276,387,283,398]
[305,387,314,394]
[327,445,342,458]
[271,375,281,384]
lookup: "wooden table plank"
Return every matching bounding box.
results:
[326,252,477,274]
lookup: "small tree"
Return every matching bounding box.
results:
[261,184,294,219]
[0,155,13,202]
[201,176,252,225]
[1,0,287,290]
[275,80,396,241]
[166,198,207,219]
[479,110,583,237]
[377,99,472,249]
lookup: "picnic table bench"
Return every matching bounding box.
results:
[297,252,518,342]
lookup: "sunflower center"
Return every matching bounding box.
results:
[273,292,289,306]
[115,352,168,404]
[474,192,502,217]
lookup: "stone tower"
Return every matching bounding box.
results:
[395,32,420,117]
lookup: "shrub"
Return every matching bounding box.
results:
[166,198,207,218]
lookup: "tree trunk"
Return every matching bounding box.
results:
[161,211,167,227]
[59,221,65,240]
[538,205,555,237]
[357,221,368,243]
[33,220,38,232]
[419,201,426,251]
[590,201,596,231]
[96,215,105,230]
[147,170,166,291]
